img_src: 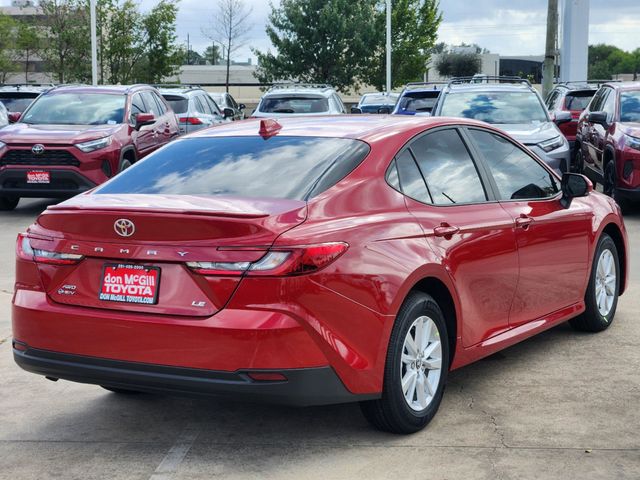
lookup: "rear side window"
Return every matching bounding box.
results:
[410,129,487,205]
[96,137,370,200]
[468,129,559,200]
[395,150,430,203]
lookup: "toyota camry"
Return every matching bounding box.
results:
[12,115,628,433]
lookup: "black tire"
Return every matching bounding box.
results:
[570,233,620,332]
[0,196,19,211]
[360,292,450,434]
[101,385,142,394]
[118,157,133,173]
[603,160,628,210]
[573,146,584,173]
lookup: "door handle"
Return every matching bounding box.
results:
[433,223,460,238]
[515,215,533,229]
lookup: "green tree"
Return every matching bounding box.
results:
[254,0,380,93]
[38,0,91,83]
[365,0,442,90]
[435,52,482,78]
[16,23,41,83]
[203,44,221,65]
[587,44,640,80]
[0,13,17,83]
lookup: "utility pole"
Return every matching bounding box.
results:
[90,0,97,85]
[386,0,392,93]
[186,33,191,65]
[543,0,558,99]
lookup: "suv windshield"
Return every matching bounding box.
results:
[96,136,370,200]
[260,96,329,114]
[440,91,548,124]
[0,93,40,113]
[21,92,126,125]
[398,91,439,113]
[620,91,640,122]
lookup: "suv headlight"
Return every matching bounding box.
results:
[624,134,640,151]
[538,135,564,153]
[76,136,112,153]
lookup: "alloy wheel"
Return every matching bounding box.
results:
[400,315,442,411]
[595,248,616,318]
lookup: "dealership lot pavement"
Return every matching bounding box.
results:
[0,199,639,480]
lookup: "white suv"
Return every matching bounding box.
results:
[252,84,346,118]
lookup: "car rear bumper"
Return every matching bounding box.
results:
[13,344,376,406]
[0,168,96,197]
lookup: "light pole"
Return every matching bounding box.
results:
[90,0,97,85]
[386,0,392,93]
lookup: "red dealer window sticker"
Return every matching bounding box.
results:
[27,171,51,184]
[99,264,160,305]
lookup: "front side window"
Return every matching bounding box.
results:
[130,93,145,122]
[96,136,370,201]
[409,129,487,205]
[440,91,548,124]
[620,91,640,122]
[141,91,161,117]
[588,88,608,112]
[22,92,125,125]
[468,129,559,200]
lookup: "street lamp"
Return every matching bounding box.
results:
[90,0,97,85]
[386,0,391,93]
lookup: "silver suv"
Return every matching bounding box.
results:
[156,85,227,135]
[252,84,346,118]
[431,77,572,173]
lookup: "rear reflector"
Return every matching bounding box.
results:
[16,233,84,265]
[187,242,348,277]
[247,372,287,382]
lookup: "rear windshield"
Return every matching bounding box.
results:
[0,93,39,113]
[96,136,370,200]
[162,94,189,114]
[21,92,125,125]
[259,96,329,114]
[397,91,440,113]
[361,94,397,106]
[440,91,548,124]
[620,91,640,122]
[565,91,595,111]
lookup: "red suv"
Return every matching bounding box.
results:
[0,84,179,210]
[12,116,627,433]
[576,82,640,202]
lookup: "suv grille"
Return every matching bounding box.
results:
[0,148,80,167]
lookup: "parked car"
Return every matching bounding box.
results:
[252,84,346,117]
[0,84,48,114]
[352,92,399,114]
[12,115,627,434]
[575,82,640,203]
[0,84,179,210]
[157,85,226,135]
[431,76,572,173]
[0,101,8,129]
[208,91,246,121]
[392,82,446,116]
[545,81,605,154]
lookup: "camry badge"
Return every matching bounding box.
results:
[32,144,45,155]
[114,219,135,237]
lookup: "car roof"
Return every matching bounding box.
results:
[44,84,155,95]
[264,84,336,98]
[187,115,499,143]
[609,81,640,91]
[445,82,533,93]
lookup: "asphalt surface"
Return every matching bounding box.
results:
[0,198,639,480]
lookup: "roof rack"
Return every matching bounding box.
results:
[448,76,532,87]
[151,84,202,90]
[557,79,621,88]
[269,83,334,91]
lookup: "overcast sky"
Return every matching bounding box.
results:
[6,0,639,61]
[158,0,640,62]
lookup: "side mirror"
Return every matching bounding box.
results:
[8,112,21,123]
[350,107,362,114]
[553,110,572,125]
[560,173,592,209]
[239,103,246,110]
[587,111,608,127]
[223,107,235,119]
[135,112,155,130]
[377,106,391,114]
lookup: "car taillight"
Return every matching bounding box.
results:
[16,233,84,265]
[178,116,203,125]
[187,242,348,277]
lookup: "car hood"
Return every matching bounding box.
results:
[496,122,561,145]
[0,123,123,145]
[619,122,640,137]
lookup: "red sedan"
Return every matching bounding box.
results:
[12,115,628,433]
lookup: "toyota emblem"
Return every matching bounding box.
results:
[114,219,135,237]
[32,144,45,155]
